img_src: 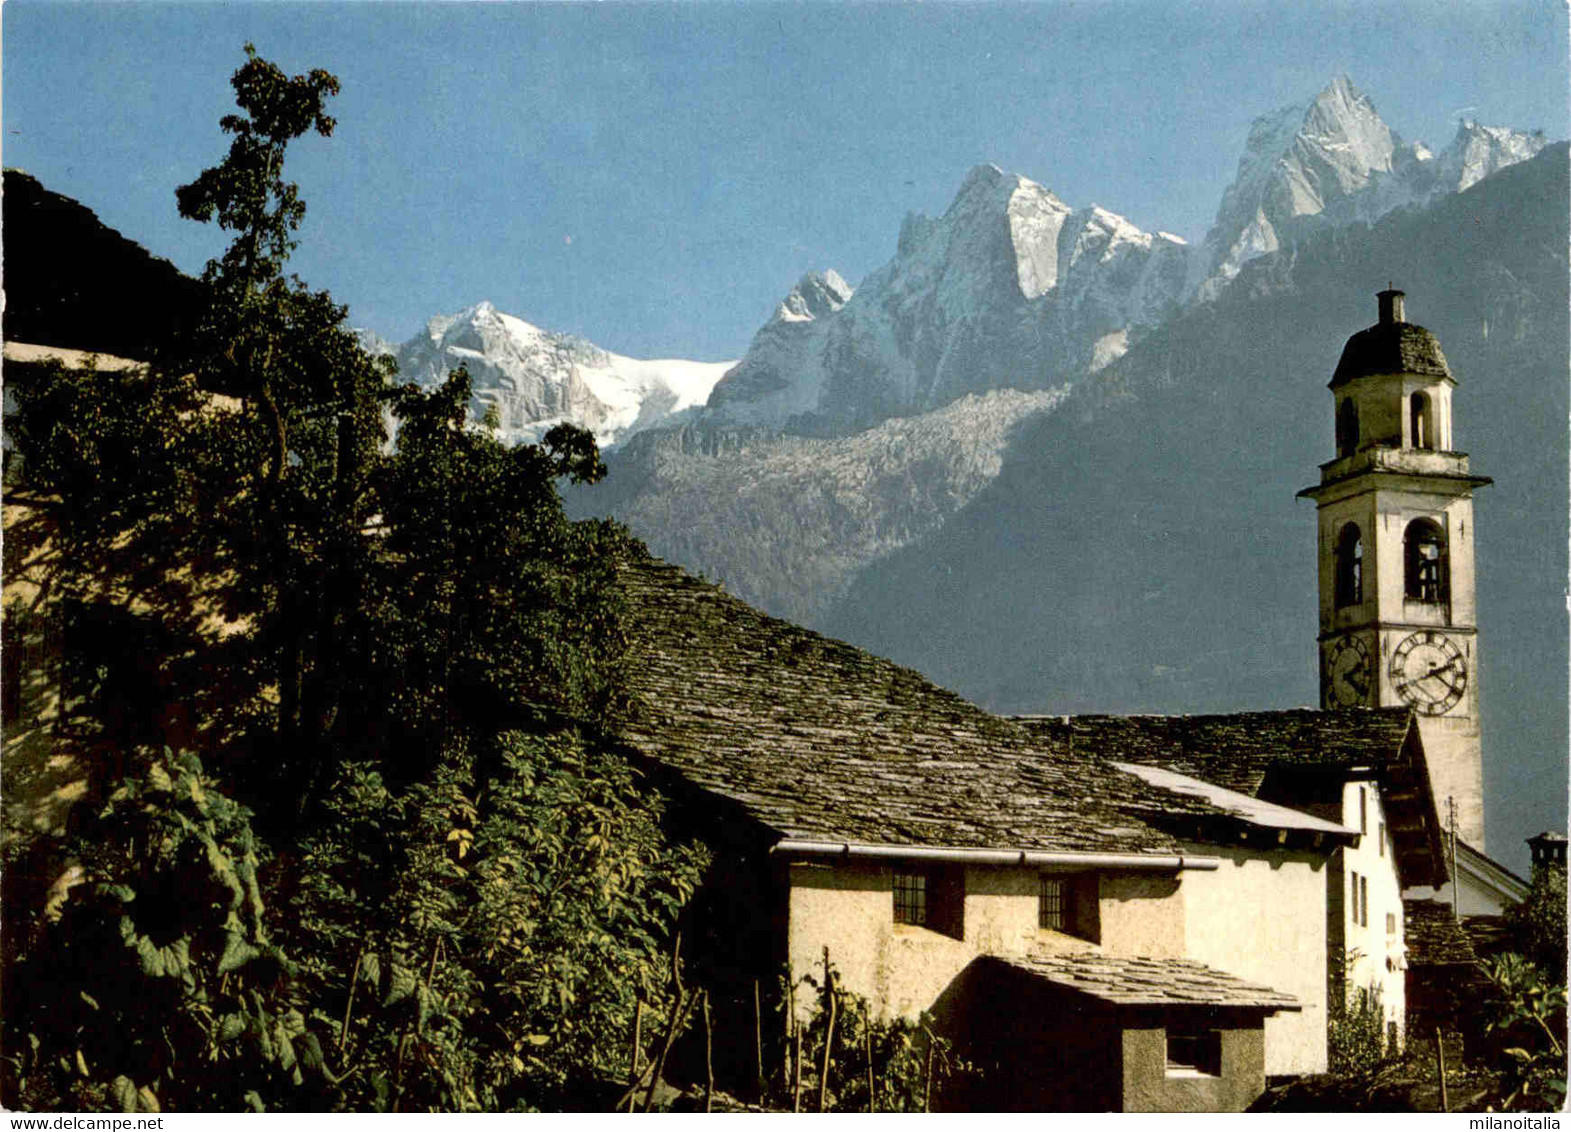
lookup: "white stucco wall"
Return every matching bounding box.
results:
[1340,780,1408,1046]
[1178,843,1331,1077]
[783,860,1186,1022]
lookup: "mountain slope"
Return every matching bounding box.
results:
[820,144,1568,850]
[569,387,1067,623]
[2,169,204,360]
[705,164,1189,432]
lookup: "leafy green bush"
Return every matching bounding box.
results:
[774,957,976,1112]
[280,732,707,1111]
[1504,865,1567,984]
[1329,983,1389,1077]
[1481,953,1567,1112]
[3,750,318,1112]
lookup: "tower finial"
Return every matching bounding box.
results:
[1378,286,1405,325]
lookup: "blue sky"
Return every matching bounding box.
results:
[6,1,1568,359]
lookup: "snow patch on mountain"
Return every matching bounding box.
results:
[707,164,1188,432]
[706,271,851,424]
[390,301,733,447]
[1194,76,1546,299]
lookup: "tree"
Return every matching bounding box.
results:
[169,45,389,816]
[1504,864,1567,984]
[4,44,704,1112]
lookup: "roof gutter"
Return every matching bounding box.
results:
[770,839,1221,872]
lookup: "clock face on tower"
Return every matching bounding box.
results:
[1389,630,1468,716]
[1326,635,1371,708]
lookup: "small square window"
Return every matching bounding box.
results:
[893,871,927,926]
[1166,1028,1222,1077]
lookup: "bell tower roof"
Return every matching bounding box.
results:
[1330,288,1453,389]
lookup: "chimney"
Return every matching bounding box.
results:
[1378,287,1406,325]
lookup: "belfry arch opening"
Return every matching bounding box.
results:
[1334,523,1363,607]
[1404,518,1449,604]
[1410,392,1434,450]
[1336,399,1360,458]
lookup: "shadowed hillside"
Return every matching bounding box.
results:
[821,145,1569,860]
[2,169,204,360]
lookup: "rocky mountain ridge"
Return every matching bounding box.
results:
[705,163,1190,433]
[356,78,1542,451]
[377,301,734,448]
[1193,77,1546,299]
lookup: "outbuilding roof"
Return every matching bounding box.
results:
[1403,899,1481,968]
[1014,710,1412,793]
[988,953,1301,1012]
[617,551,1228,858]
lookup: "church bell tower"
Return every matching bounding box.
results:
[1299,289,1491,848]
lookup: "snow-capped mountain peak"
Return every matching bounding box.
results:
[1193,75,1546,300]
[1440,118,1548,192]
[390,302,733,448]
[706,165,1187,430]
[775,270,853,324]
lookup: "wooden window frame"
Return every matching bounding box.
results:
[1039,875,1066,930]
[893,871,927,927]
[1166,1026,1223,1077]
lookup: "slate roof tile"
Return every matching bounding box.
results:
[1403,899,1481,967]
[991,953,1301,1011]
[1014,710,1414,797]
[617,552,1234,856]
[1331,321,1453,388]
[1013,709,1446,888]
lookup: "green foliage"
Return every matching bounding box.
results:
[775,958,975,1112]
[3,750,319,1112]
[1328,983,1389,1078]
[1504,864,1567,984]
[369,370,624,770]
[3,44,703,1113]
[281,733,707,1111]
[1480,954,1567,1112]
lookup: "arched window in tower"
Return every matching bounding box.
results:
[1404,519,1449,604]
[1336,399,1360,457]
[1335,523,1364,607]
[1410,392,1433,450]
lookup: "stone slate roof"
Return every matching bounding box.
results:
[1459,914,1514,961]
[1331,321,1453,388]
[617,551,1235,857]
[1403,900,1480,968]
[1013,709,1446,888]
[989,953,1301,1011]
[1113,761,1354,837]
[1014,709,1414,798]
